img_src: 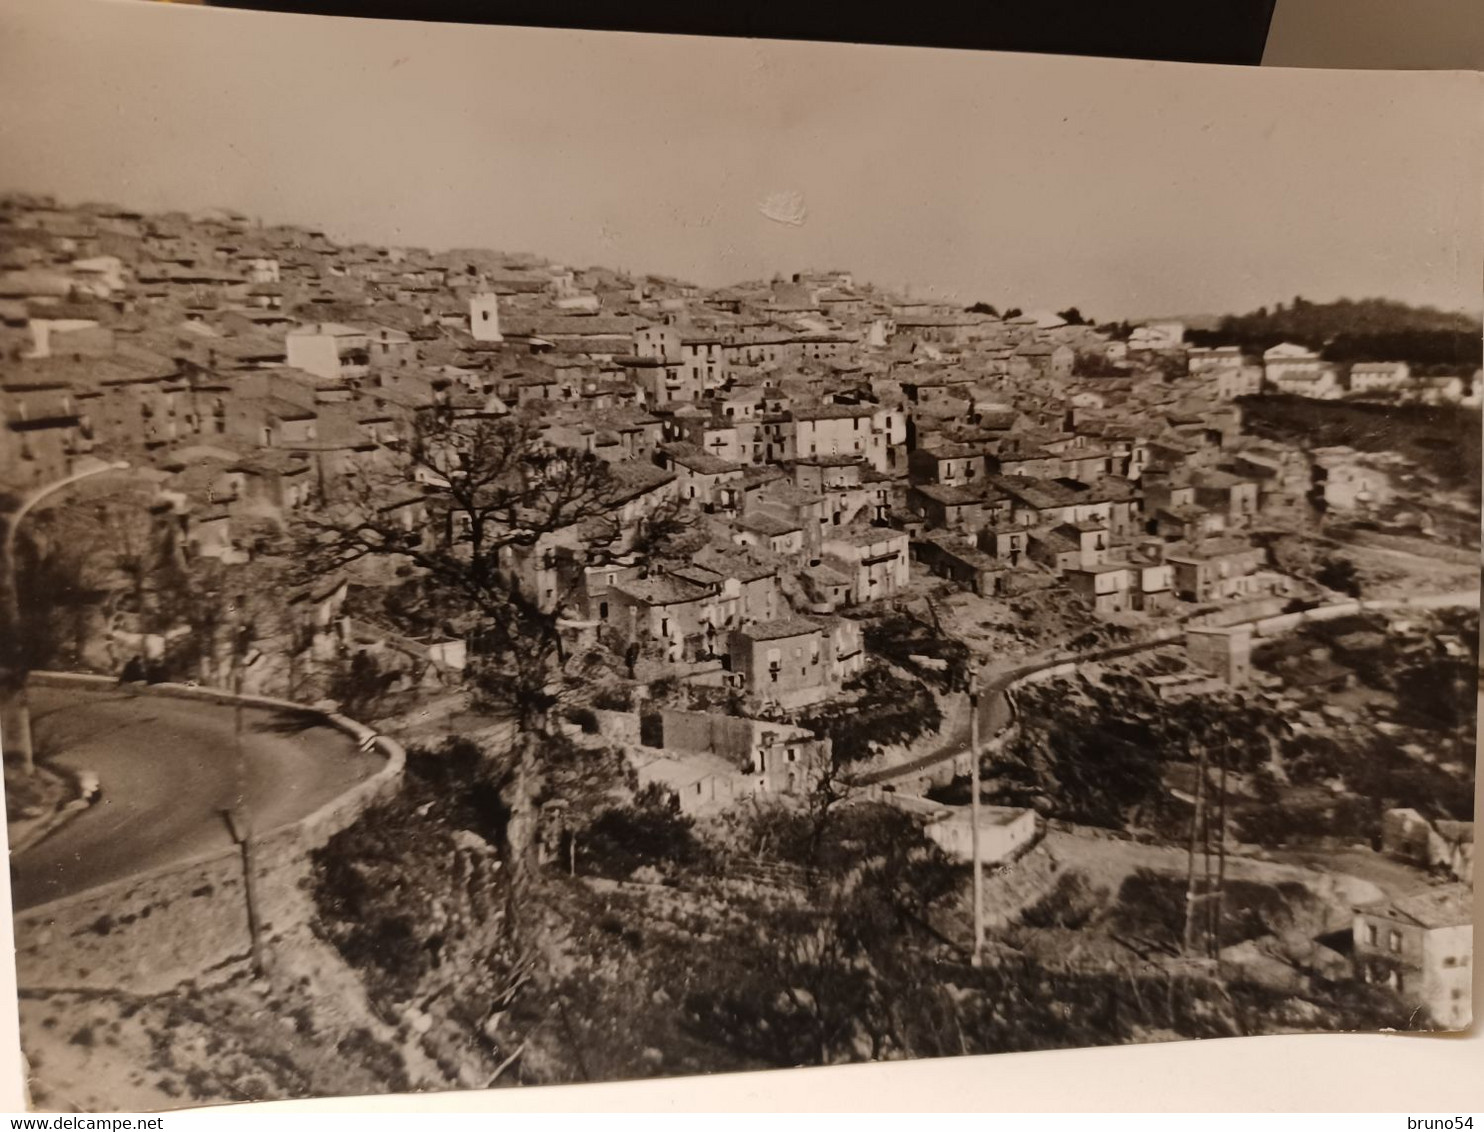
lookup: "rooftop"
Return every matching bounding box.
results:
[738,615,824,642]
[1359,883,1472,931]
[611,572,715,607]
[734,510,802,537]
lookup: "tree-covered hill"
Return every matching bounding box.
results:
[1187,297,1482,370]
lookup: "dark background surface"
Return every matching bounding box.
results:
[201,0,1280,65]
[1264,0,1484,68]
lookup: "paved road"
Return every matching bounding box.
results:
[856,634,1185,788]
[1372,588,1480,610]
[11,685,387,911]
[857,587,1480,791]
[853,661,1026,787]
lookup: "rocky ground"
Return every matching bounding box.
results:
[20,924,435,1112]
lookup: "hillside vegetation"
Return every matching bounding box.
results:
[1187,297,1481,370]
[1237,394,1481,498]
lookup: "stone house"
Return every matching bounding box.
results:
[821,524,910,604]
[726,616,836,710]
[1353,885,1472,1031]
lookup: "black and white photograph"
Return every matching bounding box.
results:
[0,0,1478,1113]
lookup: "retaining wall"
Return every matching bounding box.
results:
[11,673,405,994]
[591,708,642,747]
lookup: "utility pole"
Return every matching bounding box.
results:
[232,595,247,770]
[1183,734,1231,960]
[969,665,984,968]
[221,807,266,979]
[1201,741,1216,958]
[1182,741,1207,958]
[1210,737,1230,960]
[225,594,266,978]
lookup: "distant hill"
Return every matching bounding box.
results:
[1187,298,1482,370]
[1138,313,1224,333]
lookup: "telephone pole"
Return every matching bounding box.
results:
[969,666,984,968]
[1182,741,1208,958]
[1210,737,1230,959]
[1183,737,1230,960]
[225,594,266,978]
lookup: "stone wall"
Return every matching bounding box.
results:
[11,673,404,995]
[591,708,641,747]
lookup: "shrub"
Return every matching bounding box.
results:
[591,685,634,711]
[579,790,705,880]
[335,1028,410,1094]
[863,613,970,693]
[1315,557,1362,597]
[1020,870,1109,930]
[798,664,942,763]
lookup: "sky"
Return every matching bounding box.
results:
[0,0,1480,322]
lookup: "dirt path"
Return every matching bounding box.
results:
[1041,828,1385,910]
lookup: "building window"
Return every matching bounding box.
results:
[1388,930,1402,953]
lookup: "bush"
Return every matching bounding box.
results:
[335,1028,410,1094]
[1020,870,1109,930]
[311,735,519,1003]
[862,613,970,693]
[1315,557,1362,597]
[579,788,706,880]
[798,664,942,763]
[1236,795,1380,848]
[591,685,634,711]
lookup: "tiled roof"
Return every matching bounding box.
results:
[1360,884,1471,930]
[911,483,994,507]
[793,402,874,421]
[659,442,745,476]
[734,510,802,537]
[739,615,824,641]
[611,572,715,607]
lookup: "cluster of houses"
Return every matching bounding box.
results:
[1190,343,1479,406]
[0,194,1468,798]
[3,195,1475,1027]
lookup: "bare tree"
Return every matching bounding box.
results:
[10,484,165,675]
[10,520,103,672]
[294,407,644,927]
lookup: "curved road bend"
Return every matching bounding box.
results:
[854,634,1189,789]
[12,685,387,912]
[854,654,1049,789]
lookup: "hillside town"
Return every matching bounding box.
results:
[1,193,1477,1108]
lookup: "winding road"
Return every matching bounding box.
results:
[856,632,1191,788]
[11,684,387,911]
[856,586,1479,791]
